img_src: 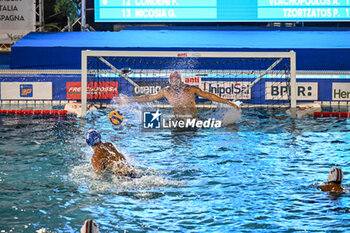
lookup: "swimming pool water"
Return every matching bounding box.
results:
[0,109,350,232]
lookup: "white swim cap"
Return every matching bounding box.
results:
[80,219,99,233]
[328,167,344,183]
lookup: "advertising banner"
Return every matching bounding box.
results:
[200,81,251,100]
[0,0,36,44]
[66,81,118,99]
[332,83,350,101]
[132,81,169,96]
[265,82,318,101]
[1,82,52,100]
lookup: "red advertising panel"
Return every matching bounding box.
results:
[66,81,118,100]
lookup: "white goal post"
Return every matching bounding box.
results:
[81,50,296,117]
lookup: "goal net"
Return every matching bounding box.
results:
[81,51,296,117]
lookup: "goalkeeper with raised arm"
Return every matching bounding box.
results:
[115,71,240,118]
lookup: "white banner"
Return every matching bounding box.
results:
[333,83,350,101]
[0,0,36,44]
[1,82,52,100]
[200,81,251,100]
[266,82,318,101]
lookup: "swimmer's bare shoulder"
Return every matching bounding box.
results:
[188,85,200,91]
[103,142,126,160]
[318,184,344,192]
[153,87,167,95]
[162,86,173,94]
[104,142,115,149]
[91,148,104,173]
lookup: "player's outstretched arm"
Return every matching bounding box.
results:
[192,86,240,110]
[115,89,166,103]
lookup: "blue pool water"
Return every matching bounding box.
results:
[0,108,350,232]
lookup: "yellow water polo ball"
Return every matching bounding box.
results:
[109,110,124,125]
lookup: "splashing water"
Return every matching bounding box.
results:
[221,101,242,125]
[201,101,242,126]
[69,153,185,194]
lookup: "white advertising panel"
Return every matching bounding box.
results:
[0,0,36,44]
[333,83,350,101]
[1,82,52,100]
[200,81,251,100]
[265,82,318,101]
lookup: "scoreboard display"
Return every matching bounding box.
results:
[95,0,350,22]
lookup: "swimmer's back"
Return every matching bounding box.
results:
[92,142,132,175]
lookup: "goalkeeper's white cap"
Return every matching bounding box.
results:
[81,219,99,233]
[328,167,344,183]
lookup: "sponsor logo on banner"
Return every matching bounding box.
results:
[200,81,251,100]
[182,76,201,86]
[177,53,187,57]
[332,83,350,100]
[133,81,168,96]
[20,84,33,97]
[265,82,318,100]
[66,81,118,99]
[1,82,52,100]
[176,53,201,57]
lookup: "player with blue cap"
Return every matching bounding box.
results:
[85,129,101,146]
[85,129,136,177]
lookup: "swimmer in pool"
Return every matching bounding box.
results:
[81,219,99,233]
[318,167,344,193]
[115,71,240,118]
[85,129,136,176]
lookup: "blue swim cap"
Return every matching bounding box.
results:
[85,129,101,146]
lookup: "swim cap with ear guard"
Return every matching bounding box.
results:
[85,129,101,146]
[80,219,99,233]
[328,167,343,183]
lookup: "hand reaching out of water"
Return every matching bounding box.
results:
[231,100,242,110]
[114,94,129,105]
